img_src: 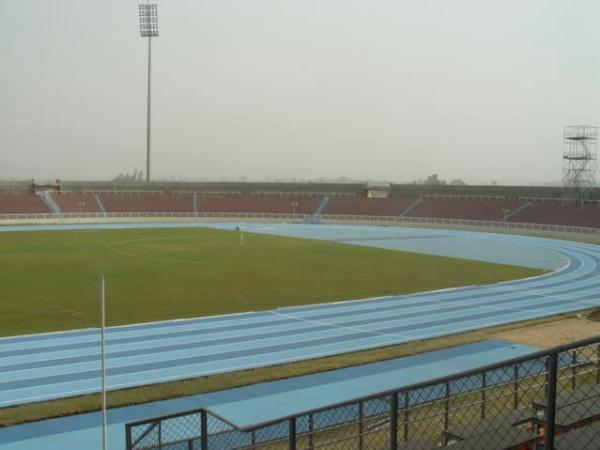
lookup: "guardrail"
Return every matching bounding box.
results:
[125,335,600,450]
[1,211,600,236]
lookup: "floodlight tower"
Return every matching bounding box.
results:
[562,125,598,204]
[138,2,159,182]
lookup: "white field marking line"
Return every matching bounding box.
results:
[14,285,582,366]
[0,227,583,357]
[1,224,575,337]
[268,310,414,341]
[0,262,586,354]
[0,306,349,354]
[273,284,487,314]
[499,241,600,286]
[0,312,265,348]
[4,317,410,379]
[274,241,576,315]
[107,246,208,264]
[301,276,588,316]
[0,334,415,407]
[5,336,537,409]
[103,310,261,332]
[104,236,214,265]
[0,321,370,370]
[12,282,584,362]
[276,286,599,329]
[0,331,412,400]
[9,286,589,373]
[0,327,97,343]
[0,293,545,368]
[489,284,600,309]
[1,322,538,395]
[3,292,591,406]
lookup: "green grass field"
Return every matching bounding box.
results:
[0,227,543,336]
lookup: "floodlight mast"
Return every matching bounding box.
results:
[138,2,159,182]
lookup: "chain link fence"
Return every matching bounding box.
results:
[126,335,600,450]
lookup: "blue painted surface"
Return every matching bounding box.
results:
[0,222,566,269]
[0,340,538,450]
[1,223,598,409]
[224,223,567,270]
[206,340,537,429]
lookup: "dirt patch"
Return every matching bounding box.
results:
[493,316,600,349]
[587,308,600,322]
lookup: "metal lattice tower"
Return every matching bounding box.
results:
[138,2,159,182]
[562,125,598,204]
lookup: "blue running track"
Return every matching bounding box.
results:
[0,340,537,450]
[0,222,598,408]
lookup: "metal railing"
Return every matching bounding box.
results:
[126,335,600,450]
[1,211,600,236]
[1,211,599,237]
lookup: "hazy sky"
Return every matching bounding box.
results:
[1,0,600,184]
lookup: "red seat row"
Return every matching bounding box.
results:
[1,192,599,229]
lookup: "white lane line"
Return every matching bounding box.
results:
[268,310,415,341]
[5,279,596,371]
[0,334,410,408]
[489,284,600,310]
[3,286,591,370]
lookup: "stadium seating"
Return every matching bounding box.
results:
[198,194,321,214]
[406,199,525,221]
[4,187,600,230]
[51,193,102,213]
[322,197,417,216]
[0,193,49,214]
[99,193,194,213]
[509,202,600,228]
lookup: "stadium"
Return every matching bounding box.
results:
[2,179,600,450]
[3,1,600,450]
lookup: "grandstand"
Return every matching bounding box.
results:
[3,181,600,450]
[197,194,321,214]
[508,201,600,228]
[2,181,600,231]
[405,198,524,221]
[50,193,102,213]
[323,197,418,216]
[99,192,194,213]
[0,193,49,214]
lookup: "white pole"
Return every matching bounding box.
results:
[100,276,108,450]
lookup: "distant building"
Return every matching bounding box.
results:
[365,182,390,198]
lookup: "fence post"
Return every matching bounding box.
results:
[201,410,208,450]
[481,372,487,420]
[544,354,559,450]
[125,423,133,450]
[358,402,364,450]
[308,413,314,450]
[597,344,600,385]
[289,418,297,450]
[390,394,398,450]
[572,349,577,390]
[403,391,410,442]
[444,382,450,431]
[158,421,162,448]
[513,364,520,410]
